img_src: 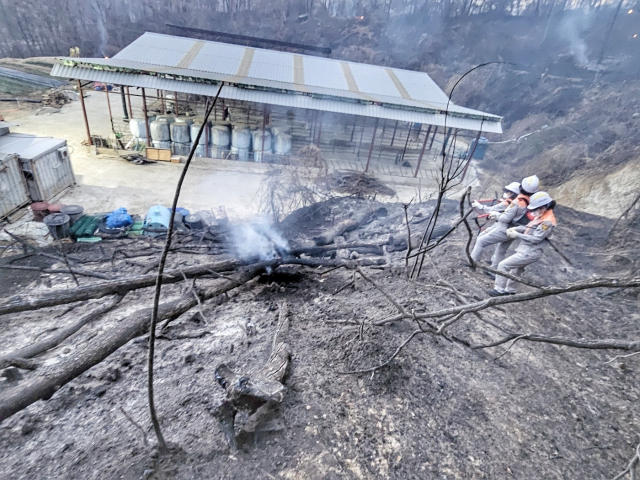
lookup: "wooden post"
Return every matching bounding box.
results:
[414,125,432,177]
[77,80,92,146]
[364,117,379,173]
[126,86,133,120]
[142,88,151,147]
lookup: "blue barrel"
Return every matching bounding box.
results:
[144,205,171,230]
[469,137,489,160]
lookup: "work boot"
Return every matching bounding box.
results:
[486,289,510,297]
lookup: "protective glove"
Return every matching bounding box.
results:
[506,228,519,239]
[488,211,499,220]
[471,200,482,209]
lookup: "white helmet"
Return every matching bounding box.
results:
[521,175,539,194]
[528,191,553,210]
[504,182,521,195]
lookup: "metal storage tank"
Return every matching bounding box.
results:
[0,133,75,202]
[0,153,30,219]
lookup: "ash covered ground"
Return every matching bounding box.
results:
[0,196,638,479]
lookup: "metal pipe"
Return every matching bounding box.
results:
[414,125,432,177]
[390,120,398,146]
[429,126,438,150]
[142,88,151,147]
[174,91,179,115]
[356,117,366,157]
[364,117,379,173]
[316,112,323,144]
[77,80,92,146]
[119,86,128,119]
[126,86,133,120]
[105,85,114,132]
[399,122,413,164]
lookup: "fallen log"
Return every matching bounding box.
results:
[0,258,244,317]
[213,301,291,449]
[0,294,124,369]
[0,262,274,423]
[312,209,374,246]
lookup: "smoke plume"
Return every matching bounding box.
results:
[230,218,289,262]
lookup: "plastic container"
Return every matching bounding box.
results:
[43,213,70,240]
[231,127,251,149]
[190,123,207,147]
[144,205,171,230]
[150,120,171,142]
[230,146,249,161]
[184,213,204,230]
[129,118,148,139]
[469,136,489,160]
[176,117,195,126]
[48,203,64,213]
[172,143,191,156]
[194,144,206,157]
[273,133,292,155]
[155,115,176,124]
[211,125,230,147]
[60,205,84,226]
[30,202,50,222]
[152,140,171,149]
[170,120,191,143]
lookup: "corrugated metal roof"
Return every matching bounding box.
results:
[51,32,502,133]
[52,64,501,133]
[0,133,66,160]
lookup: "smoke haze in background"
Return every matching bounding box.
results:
[230,218,289,262]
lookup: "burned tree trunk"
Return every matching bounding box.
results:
[313,209,374,246]
[0,263,272,423]
[213,301,291,449]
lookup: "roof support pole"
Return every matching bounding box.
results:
[260,106,267,163]
[126,87,133,120]
[160,90,165,113]
[390,120,398,146]
[356,117,366,157]
[174,91,179,115]
[399,122,413,165]
[414,125,432,178]
[461,128,482,183]
[142,88,151,147]
[429,126,438,150]
[316,112,323,145]
[77,80,92,146]
[364,117,379,173]
[105,85,114,134]
[350,116,357,142]
[119,86,128,119]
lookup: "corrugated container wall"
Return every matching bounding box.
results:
[20,144,75,201]
[0,154,30,218]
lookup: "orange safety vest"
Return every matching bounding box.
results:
[525,209,557,234]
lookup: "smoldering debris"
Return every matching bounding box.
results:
[229,218,289,261]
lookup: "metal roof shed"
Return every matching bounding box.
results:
[0,133,75,202]
[51,32,503,134]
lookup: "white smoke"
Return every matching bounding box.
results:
[558,12,593,66]
[90,0,108,57]
[230,218,289,262]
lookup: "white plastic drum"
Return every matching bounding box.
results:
[190,123,207,147]
[129,118,148,139]
[252,130,272,152]
[194,144,206,157]
[155,115,176,124]
[152,140,171,149]
[176,116,195,126]
[150,120,171,142]
[273,133,292,155]
[231,127,251,150]
[231,146,249,161]
[172,143,191,156]
[211,125,230,147]
[171,121,191,144]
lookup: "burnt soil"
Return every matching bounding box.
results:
[0,197,638,479]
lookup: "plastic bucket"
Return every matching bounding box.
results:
[43,213,70,240]
[30,202,50,222]
[48,203,64,214]
[60,205,84,226]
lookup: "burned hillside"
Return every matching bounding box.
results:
[0,192,638,479]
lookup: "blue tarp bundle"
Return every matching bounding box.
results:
[106,208,133,229]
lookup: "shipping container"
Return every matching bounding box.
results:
[0,133,75,202]
[0,153,30,219]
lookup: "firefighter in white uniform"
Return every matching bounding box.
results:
[487,191,557,296]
